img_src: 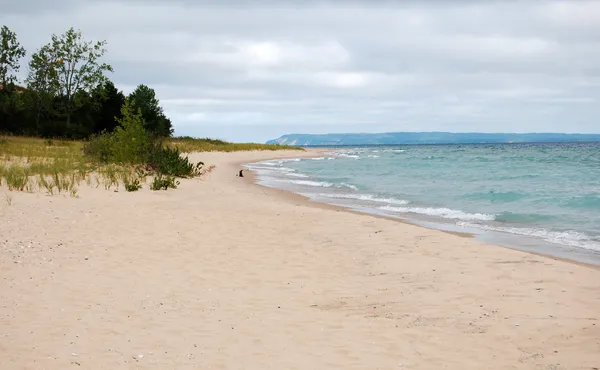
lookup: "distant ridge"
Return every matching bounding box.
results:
[266,132,600,146]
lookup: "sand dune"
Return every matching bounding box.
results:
[1,150,599,370]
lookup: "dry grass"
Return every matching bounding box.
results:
[0,136,138,195]
[167,137,303,153]
[1,135,290,195]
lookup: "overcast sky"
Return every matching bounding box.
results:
[2,0,599,142]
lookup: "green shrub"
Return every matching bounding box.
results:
[148,142,204,177]
[83,133,113,162]
[150,174,179,190]
[125,178,142,192]
[83,99,151,164]
[45,139,54,146]
[81,100,204,193]
[107,100,152,164]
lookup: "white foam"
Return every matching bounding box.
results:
[457,222,600,252]
[311,157,326,161]
[380,206,496,221]
[251,166,295,173]
[285,173,309,178]
[338,154,360,159]
[339,183,359,191]
[288,180,334,188]
[321,193,410,205]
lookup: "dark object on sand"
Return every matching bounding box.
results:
[238,169,244,177]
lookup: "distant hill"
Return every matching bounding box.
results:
[266,132,600,146]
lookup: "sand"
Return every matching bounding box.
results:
[1,149,599,370]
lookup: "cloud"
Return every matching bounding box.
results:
[1,0,599,142]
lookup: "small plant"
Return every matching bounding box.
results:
[0,138,8,145]
[125,178,142,192]
[44,139,54,146]
[38,176,54,195]
[150,174,179,190]
[5,167,29,191]
[4,193,12,206]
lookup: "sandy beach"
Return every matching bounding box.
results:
[1,149,599,370]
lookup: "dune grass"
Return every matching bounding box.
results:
[1,135,297,195]
[0,136,138,195]
[167,136,303,153]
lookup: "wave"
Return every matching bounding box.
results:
[457,222,600,252]
[379,206,496,221]
[249,165,295,173]
[287,180,334,188]
[320,193,410,205]
[285,173,309,178]
[337,154,360,159]
[340,183,358,190]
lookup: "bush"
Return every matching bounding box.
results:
[124,178,142,192]
[83,133,113,162]
[83,100,151,164]
[82,99,205,192]
[107,100,152,164]
[150,174,179,190]
[148,142,204,177]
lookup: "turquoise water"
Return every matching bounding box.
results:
[246,143,600,263]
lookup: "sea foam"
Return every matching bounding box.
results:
[380,206,496,221]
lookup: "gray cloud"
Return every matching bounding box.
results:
[1,0,599,142]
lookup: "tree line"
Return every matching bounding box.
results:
[0,25,173,139]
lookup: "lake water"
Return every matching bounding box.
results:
[245,143,600,265]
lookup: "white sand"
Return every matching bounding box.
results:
[1,150,599,370]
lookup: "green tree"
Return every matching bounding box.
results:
[25,44,60,132]
[45,27,113,129]
[92,81,125,134]
[0,26,27,134]
[109,98,151,164]
[128,84,173,137]
[0,25,26,88]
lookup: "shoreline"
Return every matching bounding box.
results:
[2,149,600,369]
[238,149,600,271]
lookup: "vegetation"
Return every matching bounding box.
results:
[1,25,171,139]
[0,24,302,196]
[150,174,179,191]
[168,136,303,152]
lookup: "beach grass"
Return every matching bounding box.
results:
[166,136,303,153]
[0,135,300,194]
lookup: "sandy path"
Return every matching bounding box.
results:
[1,150,599,370]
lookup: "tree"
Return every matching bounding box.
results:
[45,27,113,129]
[91,81,125,134]
[0,25,26,89]
[129,84,173,137]
[25,44,60,131]
[109,98,151,164]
